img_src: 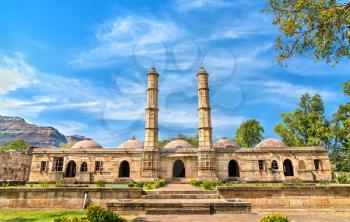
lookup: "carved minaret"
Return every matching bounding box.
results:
[141,67,159,181]
[197,67,217,180]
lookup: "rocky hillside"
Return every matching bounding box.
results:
[0,116,85,147]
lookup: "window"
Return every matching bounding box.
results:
[258,160,265,170]
[53,157,64,172]
[40,161,47,171]
[314,159,321,170]
[81,162,88,172]
[95,161,102,172]
[271,160,278,170]
[299,160,306,170]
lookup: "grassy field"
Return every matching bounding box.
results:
[0,209,85,222]
[0,209,137,222]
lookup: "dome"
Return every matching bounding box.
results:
[71,139,102,149]
[164,139,192,149]
[255,138,287,148]
[117,136,143,149]
[214,137,240,149]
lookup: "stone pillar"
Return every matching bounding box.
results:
[197,67,217,180]
[141,67,159,181]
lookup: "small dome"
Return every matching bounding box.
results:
[71,138,102,149]
[255,138,287,148]
[117,136,143,149]
[214,137,240,149]
[164,139,192,149]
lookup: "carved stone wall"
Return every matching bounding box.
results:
[0,150,32,182]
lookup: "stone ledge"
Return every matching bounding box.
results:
[217,186,350,192]
[0,187,142,192]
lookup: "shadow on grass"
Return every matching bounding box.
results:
[1,218,37,222]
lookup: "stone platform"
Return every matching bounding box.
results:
[107,184,251,215]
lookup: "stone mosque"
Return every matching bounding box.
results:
[28,67,332,183]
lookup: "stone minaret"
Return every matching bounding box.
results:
[141,67,159,181]
[197,67,217,180]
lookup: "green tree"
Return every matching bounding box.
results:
[234,119,264,147]
[59,140,77,148]
[330,81,350,171]
[0,139,31,152]
[158,134,199,148]
[265,0,350,65]
[274,93,331,147]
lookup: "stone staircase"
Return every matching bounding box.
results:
[107,189,251,215]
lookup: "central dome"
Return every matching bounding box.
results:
[214,137,240,149]
[71,138,102,149]
[117,136,143,149]
[164,139,192,149]
[255,138,287,148]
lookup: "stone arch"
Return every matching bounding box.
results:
[283,159,294,176]
[228,160,240,177]
[65,161,76,177]
[173,160,185,177]
[119,160,130,177]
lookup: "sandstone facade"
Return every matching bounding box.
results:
[28,67,332,183]
[0,150,32,182]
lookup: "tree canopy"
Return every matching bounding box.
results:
[158,134,199,148]
[330,81,350,171]
[274,93,331,146]
[265,0,350,65]
[234,119,264,147]
[0,139,31,152]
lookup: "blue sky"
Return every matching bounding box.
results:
[0,0,349,147]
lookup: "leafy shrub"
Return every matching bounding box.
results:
[39,179,49,188]
[337,174,348,184]
[86,205,126,222]
[95,180,106,187]
[54,217,88,222]
[128,179,166,190]
[260,213,290,222]
[157,179,166,187]
[189,178,201,186]
[202,180,215,190]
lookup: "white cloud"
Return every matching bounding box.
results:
[175,0,236,12]
[70,15,185,68]
[0,52,35,95]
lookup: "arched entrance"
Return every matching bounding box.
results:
[119,161,130,177]
[173,160,185,177]
[283,159,294,176]
[228,160,240,177]
[65,161,76,177]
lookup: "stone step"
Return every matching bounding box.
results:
[145,190,218,195]
[141,194,221,199]
[146,207,211,215]
[107,199,251,214]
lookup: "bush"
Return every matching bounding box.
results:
[128,179,166,190]
[54,217,88,222]
[202,180,215,190]
[158,179,166,187]
[39,179,49,188]
[337,174,348,184]
[87,205,125,222]
[95,180,106,187]
[260,213,290,222]
[189,178,201,186]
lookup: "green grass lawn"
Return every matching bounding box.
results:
[0,209,85,222]
[0,209,137,222]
